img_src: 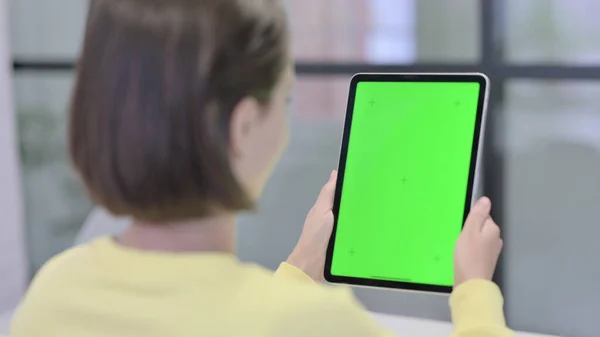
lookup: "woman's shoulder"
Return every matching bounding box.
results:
[15,244,389,336]
[32,242,95,282]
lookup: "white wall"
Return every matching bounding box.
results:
[0,0,26,312]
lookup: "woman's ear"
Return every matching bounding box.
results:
[229,97,262,157]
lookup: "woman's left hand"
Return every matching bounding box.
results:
[286,170,337,282]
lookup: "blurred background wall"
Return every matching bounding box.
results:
[3,0,600,336]
[0,0,26,313]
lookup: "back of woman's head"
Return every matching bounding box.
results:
[70,0,289,222]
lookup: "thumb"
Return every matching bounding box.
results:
[323,210,334,230]
[464,197,491,233]
[321,211,335,243]
[315,171,337,212]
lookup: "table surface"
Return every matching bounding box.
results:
[370,312,558,337]
[0,310,557,337]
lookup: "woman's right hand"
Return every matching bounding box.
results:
[453,197,503,287]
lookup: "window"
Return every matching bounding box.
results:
[9,0,89,59]
[506,0,600,64]
[13,73,93,273]
[503,81,600,337]
[289,0,479,63]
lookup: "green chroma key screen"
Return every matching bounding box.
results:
[330,79,482,288]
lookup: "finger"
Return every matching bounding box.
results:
[463,197,491,233]
[328,170,337,184]
[323,211,334,231]
[481,217,501,239]
[315,171,337,212]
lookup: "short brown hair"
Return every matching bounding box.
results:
[69,0,289,221]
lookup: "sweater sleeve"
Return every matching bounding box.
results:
[274,264,514,337]
[450,280,515,337]
[273,262,315,284]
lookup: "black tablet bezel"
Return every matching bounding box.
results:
[324,73,489,294]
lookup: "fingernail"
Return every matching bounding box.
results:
[477,197,491,210]
[329,170,337,181]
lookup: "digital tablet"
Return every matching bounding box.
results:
[324,73,489,294]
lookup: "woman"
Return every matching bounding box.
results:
[11,0,510,336]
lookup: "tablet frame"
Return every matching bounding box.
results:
[324,73,490,294]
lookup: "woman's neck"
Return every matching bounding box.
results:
[116,214,237,254]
